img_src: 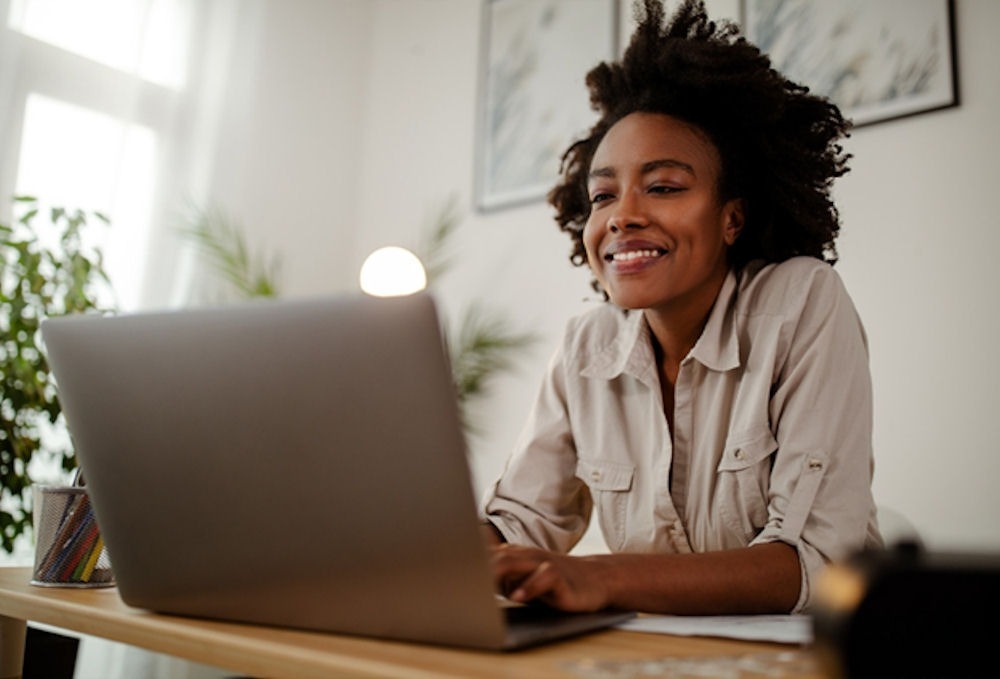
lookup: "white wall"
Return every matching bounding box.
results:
[832,0,1000,549]
[202,0,1000,552]
[188,0,373,301]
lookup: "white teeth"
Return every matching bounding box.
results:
[611,249,663,262]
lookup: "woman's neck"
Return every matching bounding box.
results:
[642,270,728,384]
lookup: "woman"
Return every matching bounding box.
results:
[483,0,883,615]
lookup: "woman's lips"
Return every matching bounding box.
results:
[603,239,669,265]
[606,248,667,263]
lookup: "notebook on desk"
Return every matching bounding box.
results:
[40,292,632,650]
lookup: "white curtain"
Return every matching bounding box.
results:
[0,0,258,312]
[0,1,261,676]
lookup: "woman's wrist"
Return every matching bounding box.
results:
[580,554,623,610]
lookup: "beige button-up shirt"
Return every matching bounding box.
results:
[483,257,883,612]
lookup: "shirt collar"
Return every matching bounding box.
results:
[579,310,658,386]
[688,268,741,372]
[579,269,742,382]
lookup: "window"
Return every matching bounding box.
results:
[9,0,190,89]
[16,94,157,305]
[1,0,196,309]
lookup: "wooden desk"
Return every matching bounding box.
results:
[0,567,821,678]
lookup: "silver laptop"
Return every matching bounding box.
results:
[40,292,632,650]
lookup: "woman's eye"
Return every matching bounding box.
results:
[649,184,681,195]
[590,192,614,205]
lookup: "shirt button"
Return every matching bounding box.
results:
[734,448,745,460]
[590,469,601,482]
[808,459,824,471]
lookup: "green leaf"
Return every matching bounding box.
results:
[447,303,538,435]
[17,208,38,225]
[415,195,461,286]
[0,195,114,553]
[180,205,281,300]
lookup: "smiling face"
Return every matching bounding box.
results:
[583,112,743,317]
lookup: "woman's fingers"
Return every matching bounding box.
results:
[491,544,546,596]
[491,545,608,612]
[509,559,559,603]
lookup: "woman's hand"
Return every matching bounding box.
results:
[490,541,801,615]
[491,544,612,612]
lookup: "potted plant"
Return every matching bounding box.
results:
[0,196,112,554]
[411,197,538,435]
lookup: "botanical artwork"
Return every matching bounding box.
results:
[743,0,957,127]
[477,0,617,210]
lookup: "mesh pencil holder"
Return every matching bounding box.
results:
[31,485,115,588]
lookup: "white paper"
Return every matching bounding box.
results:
[616,614,813,644]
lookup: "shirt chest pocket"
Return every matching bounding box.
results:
[576,458,634,552]
[715,427,777,541]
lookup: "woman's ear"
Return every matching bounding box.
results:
[723,198,745,246]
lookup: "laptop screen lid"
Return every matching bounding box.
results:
[40,292,521,648]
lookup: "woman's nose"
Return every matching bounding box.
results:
[608,190,648,233]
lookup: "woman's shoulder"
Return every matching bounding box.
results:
[742,255,838,286]
[737,256,849,316]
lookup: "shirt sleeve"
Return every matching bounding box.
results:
[481,341,592,552]
[749,263,882,612]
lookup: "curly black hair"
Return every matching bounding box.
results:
[548,0,851,275]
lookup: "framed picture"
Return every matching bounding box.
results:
[475,0,619,212]
[742,0,958,128]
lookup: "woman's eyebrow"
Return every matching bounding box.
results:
[588,166,616,180]
[588,158,696,181]
[641,158,696,176]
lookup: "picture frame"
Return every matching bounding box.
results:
[741,0,959,128]
[475,0,619,212]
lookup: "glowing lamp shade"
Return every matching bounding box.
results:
[359,246,427,297]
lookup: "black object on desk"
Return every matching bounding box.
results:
[813,542,1000,678]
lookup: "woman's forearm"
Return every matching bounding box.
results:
[588,541,801,614]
